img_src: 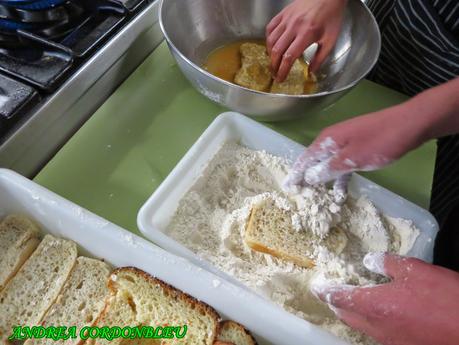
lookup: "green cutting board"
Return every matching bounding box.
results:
[35,42,436,235]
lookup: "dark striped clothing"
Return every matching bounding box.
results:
[367,0,459,95]
[366,0,459,270]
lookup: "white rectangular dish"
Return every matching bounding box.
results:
[138,112,438,268]
[137,112,439,345]
[0,168,350,345]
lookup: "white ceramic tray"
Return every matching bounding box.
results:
[137,112,439,344]
[0,168,350,345]
[138,112,438,265]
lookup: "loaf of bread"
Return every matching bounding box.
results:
[244,201,348,268]
[0,214,40,291]
[0,234,77,342]
[89,267,220,345]
[25,257,111,345]
[216,321,257,345]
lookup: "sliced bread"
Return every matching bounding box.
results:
[89,267,220,345]
[0,215,41,291]
[25,257,111,345]
[216,321,257,345]
[270,59,306,95]
[244,201,348,268]
[234,43,272,92]
[0,234,77,342]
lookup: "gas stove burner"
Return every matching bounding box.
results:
[0,0,38,4]
[2,0,68,10]
[0,2,76,23]
[0,74,39,138]
[0,30,19,45]
[0,17,35,30]
[0,0,86,42]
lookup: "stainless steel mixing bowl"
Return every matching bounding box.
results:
[160,0,381,121]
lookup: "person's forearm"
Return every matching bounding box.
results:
[283,77,459,193]
[406,77,459,142]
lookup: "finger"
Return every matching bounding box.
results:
[283,169,306,191]
[270,30,295,76]
[283,140,337,189]
[304,157,343,185]
[284,136,341,189]
[319,284,390,317]
[310,275,357,305]
[363,252,388,276]
[302,137,347,185]
[311,275,390,316]
[364,252,427,280]
[333,173,351,205]
[313,283,358,309]
[283,148,323,190]
[266,23,285,56]
[276,36,315,82]
[309,40,335,73]
[266,13,283,35]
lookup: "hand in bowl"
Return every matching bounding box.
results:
[266,0,347,81]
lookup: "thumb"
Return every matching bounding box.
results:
[309,41,334,73]
[310,280,358,309]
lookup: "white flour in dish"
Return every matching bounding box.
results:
[166,142,420,345]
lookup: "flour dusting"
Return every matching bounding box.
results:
[166,142,420,345]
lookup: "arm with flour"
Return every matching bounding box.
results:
[284,77,459,197]
[295,77,459,345]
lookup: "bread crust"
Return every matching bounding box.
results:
[217,320,257,345]
[110,267,221,326]
[94,267,220,345]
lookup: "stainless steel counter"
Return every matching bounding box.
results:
[0,1,163,178]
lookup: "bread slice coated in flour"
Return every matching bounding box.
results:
[244,201,348,268]
[270,59,306,95]
[234,43,272,92]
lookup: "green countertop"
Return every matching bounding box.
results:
[35,42,436,235]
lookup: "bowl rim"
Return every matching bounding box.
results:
[159,0,381,99]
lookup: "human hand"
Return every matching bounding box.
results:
[311,253,459,345]
[283,104,428,202]
[266,0,347,81]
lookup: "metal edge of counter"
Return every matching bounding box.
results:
[0,0,164,178]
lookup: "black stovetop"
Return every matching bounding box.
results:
[0,0,151,140]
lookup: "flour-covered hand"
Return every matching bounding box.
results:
[312,253,459,345]
[284,103,429,202]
